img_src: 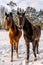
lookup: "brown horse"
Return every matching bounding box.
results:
[5,12,22,62]
[17,11,41,62]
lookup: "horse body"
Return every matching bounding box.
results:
[23,17,41,42]
[17,11,41,62]
[5,12,22,62]
[9,26,22,45]
[23,18,41,61]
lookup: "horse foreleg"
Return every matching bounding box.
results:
[37,42,39,54]
[26,43,30,62]
[11,44,13,62]
[16,43,18,58]
[14,43,16,50]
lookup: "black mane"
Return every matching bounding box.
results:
[12,19,19,35]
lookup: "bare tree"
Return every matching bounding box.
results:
[7,1,17,11]
[0,6,5,28]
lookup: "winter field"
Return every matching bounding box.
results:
[0,30,43,65]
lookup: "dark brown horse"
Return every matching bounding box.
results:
[5,12,22,62]
[17,11,41,62]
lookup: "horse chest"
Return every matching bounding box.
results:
[9,29,16,38]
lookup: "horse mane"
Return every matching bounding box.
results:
[23,17,33,36]
[10,17,19,35]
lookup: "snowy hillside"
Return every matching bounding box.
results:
[0,30,43,65]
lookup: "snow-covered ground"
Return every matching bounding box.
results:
[0,30,43,65]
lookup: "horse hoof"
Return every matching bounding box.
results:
[16,55,19,58]
[37,52,39,54]
[16,53,19,58]
[11,59,13,62]
[34,57,37,61]
[26,59,29,63]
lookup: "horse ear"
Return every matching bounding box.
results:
[17,11,20,15]
[10,12,13,17]
[5,12,7,16]
[22,12,25,16]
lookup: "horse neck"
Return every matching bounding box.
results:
[24,17,33,26]
[11,19,15,30]
[10,19,19,34]
[23,17,33,35]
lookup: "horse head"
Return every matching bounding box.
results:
[5,12,13,30]
[17,9,25,29]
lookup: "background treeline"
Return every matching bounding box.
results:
[0,1,43,29]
